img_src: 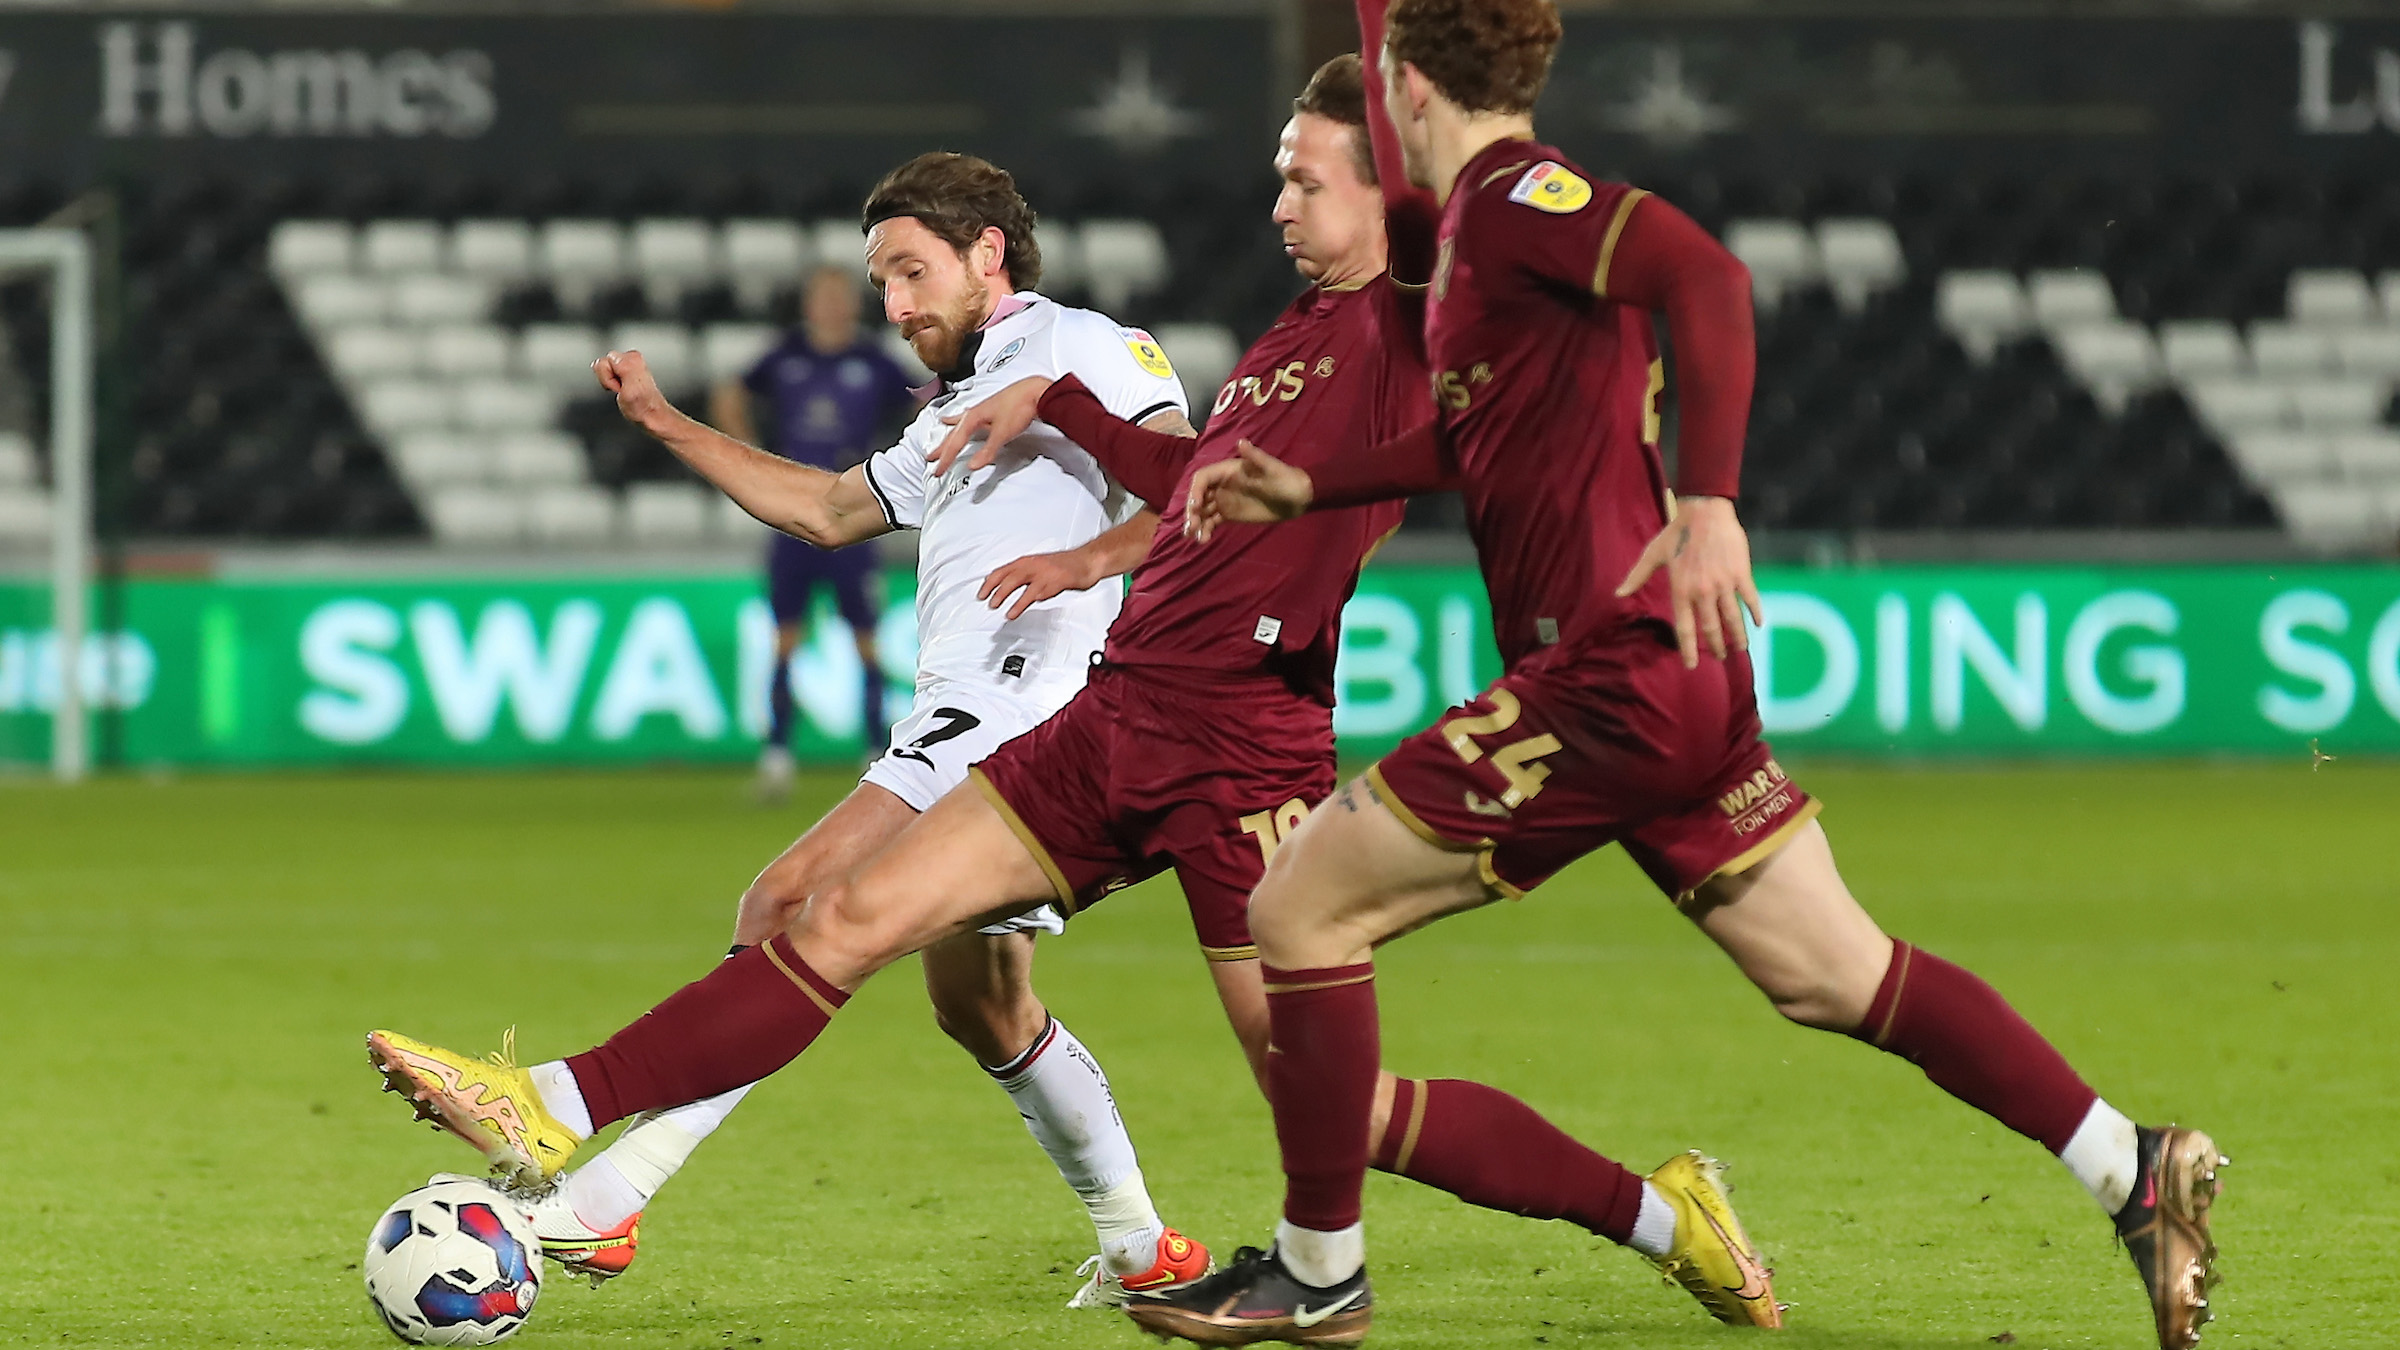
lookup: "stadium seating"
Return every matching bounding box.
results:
[1,167,2393,549]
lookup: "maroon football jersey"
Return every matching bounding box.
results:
[1427,139,1676,667]
[1104,276,1424,704]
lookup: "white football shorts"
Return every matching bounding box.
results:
[860,676,1081,937]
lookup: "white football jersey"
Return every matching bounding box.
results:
[860,292,1186,690]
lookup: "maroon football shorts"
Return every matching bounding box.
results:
[971,662,1337,961]
[1368,627,1818,902]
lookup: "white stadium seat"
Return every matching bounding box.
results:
[450,220,535,284]
[2050,322,2160,412]
[268,220,354,280]
[2226,430,2335,483]
[457,380,558,433]
[1935,271,2031,362]
[0,488,50,543]
[291,274,386,331]
[700,323,779,384]
[2288,269,2377,326]
[324,326,421,384]
[715,492,764,539]
[2158,320,2247,380]
[1152,323,1240,410]
[609,322,699,392]
[0,431,38,486]
[2247,322,2338,378]
[2334,327,2400,380]
[389,273,492,326]
[2026,269,2116,329]
[722,220,810,311]
[2272,482,2393,550]
[1813,218,1905,313]
[421,324,513,379]
[540,220,627,311]
[2183,379,2289,435]
[810,219,869,280]
[2381,271,2400,321]
[493,431,588,485]
[631,219,719,310]
[356,379,455,436]
[2331,430,2400,483]
[388,432,488,489]
[624,482,713,544]
[527,485,618,544]
[1079,219,1169,312]
[1034,221,1084,297]
[360,221,443,276]
[424,488,524,545]
[1724,219,1819,313]
[2291,377,2390,431]
[517,324,606,390]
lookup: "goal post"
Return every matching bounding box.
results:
[0,228,95,782]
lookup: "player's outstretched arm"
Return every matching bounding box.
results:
[1184,420,1451,542]
[978,509,1161,620]
[596,350,889,547]
[1600,195,1764,667]
[931,374,1198,513]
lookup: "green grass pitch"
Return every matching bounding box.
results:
[1,761,2391,1348]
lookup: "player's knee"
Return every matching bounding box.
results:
[791,878,910,972]
[1761,970,1872,1031]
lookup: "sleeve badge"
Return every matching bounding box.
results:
[1507,161,1592,214]
[1123,329,1176,379]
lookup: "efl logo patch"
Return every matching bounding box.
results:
[1123,329,1176,379]
[1508,162,1592,214]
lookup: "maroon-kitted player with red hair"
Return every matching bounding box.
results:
[1139,0,2226,1346]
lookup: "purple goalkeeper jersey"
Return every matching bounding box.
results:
[742,331,917,471]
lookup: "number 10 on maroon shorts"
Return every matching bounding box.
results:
[1367,633,1820,902]
[970,663,1338,963]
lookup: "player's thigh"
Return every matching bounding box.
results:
[792,781,1062,987]
[734,780,918,945]
[1248,774,1500,968]
[1686,819,1891,1029]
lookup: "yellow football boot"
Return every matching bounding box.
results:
[367,1029,582,1187]
[1645,1150,1783,1328]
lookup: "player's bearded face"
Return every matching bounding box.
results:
[868,217,996,373]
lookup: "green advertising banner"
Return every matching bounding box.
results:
[3,564,2399,768]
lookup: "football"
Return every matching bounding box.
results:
[362,1178,543,1346]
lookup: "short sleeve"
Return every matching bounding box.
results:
[860,434,929,529]
[1050,312,1189,428]
[1464,159,1649,300]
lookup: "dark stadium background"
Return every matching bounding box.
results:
[3,0,2398,772]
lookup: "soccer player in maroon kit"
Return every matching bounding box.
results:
[369,54,1769,1327]
[1135,2,2227,1347]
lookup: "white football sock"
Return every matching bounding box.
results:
[2059,1098,2141,1214]
[1100,1223,1167,1279]
[528,1060,593,1139]
[561,1083,755,1231]
[1274,1219,1364,1288]
[986,1019,1161,1249]
[1628,1181,1676,1258]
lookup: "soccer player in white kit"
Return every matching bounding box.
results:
[520,152,1212,1306]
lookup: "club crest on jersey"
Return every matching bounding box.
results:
[1122,329,1176,379]
[988,336,1028,371]
[1508,162,1591,214]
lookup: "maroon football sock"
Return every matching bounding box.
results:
[1851,939,2097,1153]
[1264,962,1381,1232]
[566,934,848,1130]
[1372,1077,1646,1243]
